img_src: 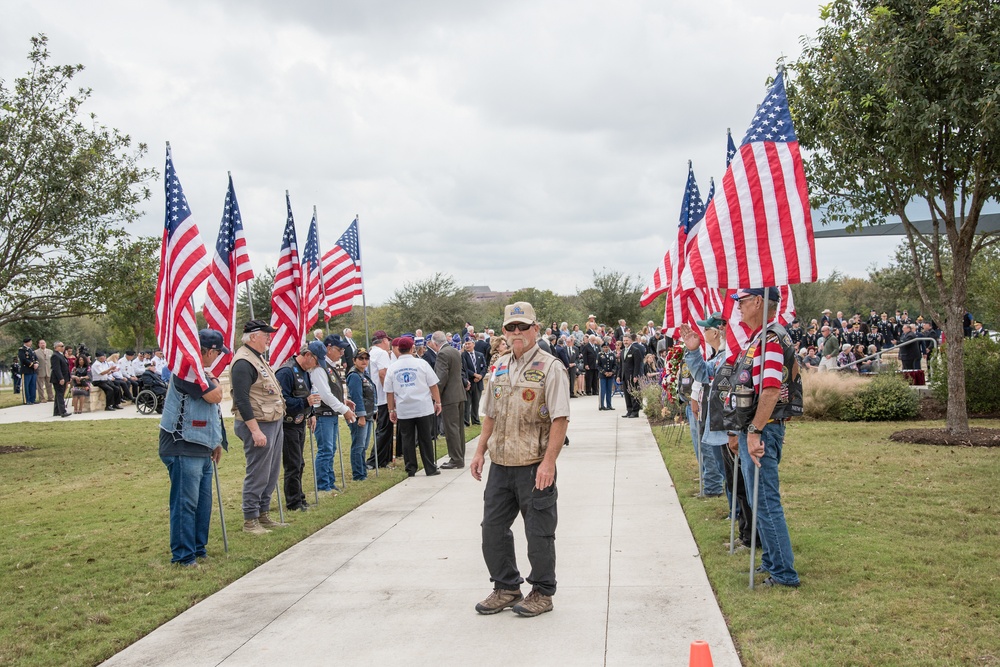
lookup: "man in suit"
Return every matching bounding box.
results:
[35,340,54,403]
[463,337,486,426]
[614,320,628,343]
[581,335,600,396]
[474,334,491,365]
[430,331,467,469]
[342,328,358,370]
[619,333,644,418]
[50,341,71,417]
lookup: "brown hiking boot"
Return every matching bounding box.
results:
[475,588,523,615]
[258,512,288,528]
[243,518,271,535]
[512,589,553,617]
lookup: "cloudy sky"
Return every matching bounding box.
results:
[3,0,897,305]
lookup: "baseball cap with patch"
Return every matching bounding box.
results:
[199,329,231,355]
[306,341,328,368]
[243,319,276,333]
[731,287,780,302]
[503,301,536,326]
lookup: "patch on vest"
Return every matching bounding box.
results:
[738,369,751,383]
[523,369,544,383]
[530,361,545,369]
[493,386,503,399]
[522,388,536,402]
[538,404,549,418]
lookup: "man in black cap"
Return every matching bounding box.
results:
[158,328,228,567]
[230,319,287,534]
[312,336,357,493]
[17,338,39,405]
[275,343,324,512]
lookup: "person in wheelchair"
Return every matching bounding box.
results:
[139,361,168,413]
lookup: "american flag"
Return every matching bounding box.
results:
[721,285,797,364]
[154,145,211,390]
[640,163,705,308]
[268,194,303,368]
[661,164,706,333]
[681,70,817,290]
[301,212,323,333]
[726,129,737,167]
[321,216,363,320]
[203,174,254,375]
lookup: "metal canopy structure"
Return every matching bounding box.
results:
[812,211,1000,238]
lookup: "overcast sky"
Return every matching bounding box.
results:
[3,0,904,305]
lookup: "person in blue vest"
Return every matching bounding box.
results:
[158,329,229,568]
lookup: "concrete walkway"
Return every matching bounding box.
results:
[92,395,739,667]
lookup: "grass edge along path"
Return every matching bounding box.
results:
[0,417,480,667]
[653,419,1000,667]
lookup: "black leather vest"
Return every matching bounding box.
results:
[314,364,345,417]
[722,323,803,431]
[281,359,311,423]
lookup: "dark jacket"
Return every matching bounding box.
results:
[434,344,466,405]
[50,351,70,387]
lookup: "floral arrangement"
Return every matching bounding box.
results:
[661,343,685,403]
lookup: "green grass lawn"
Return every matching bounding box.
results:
[0,384,26,409]
[0,417,480,667]
[654,419,1000,667]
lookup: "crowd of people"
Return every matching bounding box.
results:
[9,337,170,415]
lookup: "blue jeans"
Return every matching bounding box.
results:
[349,418,372,481]
[739,422,799,585]
[599,376,615,409]
[688,404,724,495]
[160,454,213,565]
[23,373,37,404]
[314,415,339,490]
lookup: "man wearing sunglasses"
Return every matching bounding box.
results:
[471,302,570,618]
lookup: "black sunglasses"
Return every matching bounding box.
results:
[503,322,533,332]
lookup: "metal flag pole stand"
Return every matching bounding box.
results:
[354,214,376,479]
[748,293,770,589]
[276,481,285,523]
[695,415,705,497]
[213,460,229,553]
[729,448,740,555]
[308,420,320,506]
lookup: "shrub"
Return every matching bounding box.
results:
[930,337,1000,415]
[636,377,669,422]
[801,370,868,420]
[842,372,918,421]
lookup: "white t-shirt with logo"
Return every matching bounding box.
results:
[383,355,438,419]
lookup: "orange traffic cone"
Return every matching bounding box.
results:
[689,640,714,667]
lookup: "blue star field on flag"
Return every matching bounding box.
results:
[679,164,706,233]
[740,71,797,145]
[726,131,737,167]
[336,217,361,262]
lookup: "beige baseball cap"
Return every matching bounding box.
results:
[503,302,537,326]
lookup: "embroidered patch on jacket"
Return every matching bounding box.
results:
[538,404,549,418]
[522,388,536,402]
[530,361,545,369]
[738,370,751,383]
[493,386,503,399]
[523,369,544,383]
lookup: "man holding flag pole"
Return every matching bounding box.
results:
[154,144,229,564]
[680,69,815,589]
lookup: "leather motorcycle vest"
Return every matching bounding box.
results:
[722,323,803,430]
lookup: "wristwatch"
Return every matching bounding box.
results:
[747,423,762,435]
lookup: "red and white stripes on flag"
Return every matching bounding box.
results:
[155,144,211,390]
[322,216,363,320]
[300,212,323,334]
[681,71,817,291]
[203,174,254,375]
[268,193,303,368]
[721,285,796,364]
[681,287,726,357]
[640,245,674,307]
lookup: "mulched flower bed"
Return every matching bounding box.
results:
[0,445,36,454]
[890,428,1000,448]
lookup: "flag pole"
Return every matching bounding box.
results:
[355,215,371,349]
[748,292,771,589]
[213,460,229,553]
[314,205,329,337]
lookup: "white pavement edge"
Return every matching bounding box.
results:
[99,396,740,667]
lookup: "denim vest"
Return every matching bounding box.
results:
[160,377,226,450]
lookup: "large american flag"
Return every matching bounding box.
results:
[301,212,323,334]
[661,164,706,334]
[640,163,705,308]
[681,70,817,290]
[268,194,303,368]
[321,216,363,320]
[154,145,211,390]
[203,174,254,375]
[721,285,797,364]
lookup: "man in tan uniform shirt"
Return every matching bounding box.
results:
[471,301,570,618]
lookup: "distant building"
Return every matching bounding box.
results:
[465,285,515,303]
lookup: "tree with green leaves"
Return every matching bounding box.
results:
[385,273,471,333]
[95,236,160,351]
[236,267,276,326]
[580,270,645,328]
[0,35,155,327]
[789,0,1000,434]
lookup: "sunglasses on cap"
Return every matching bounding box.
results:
[503,322,533,332]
